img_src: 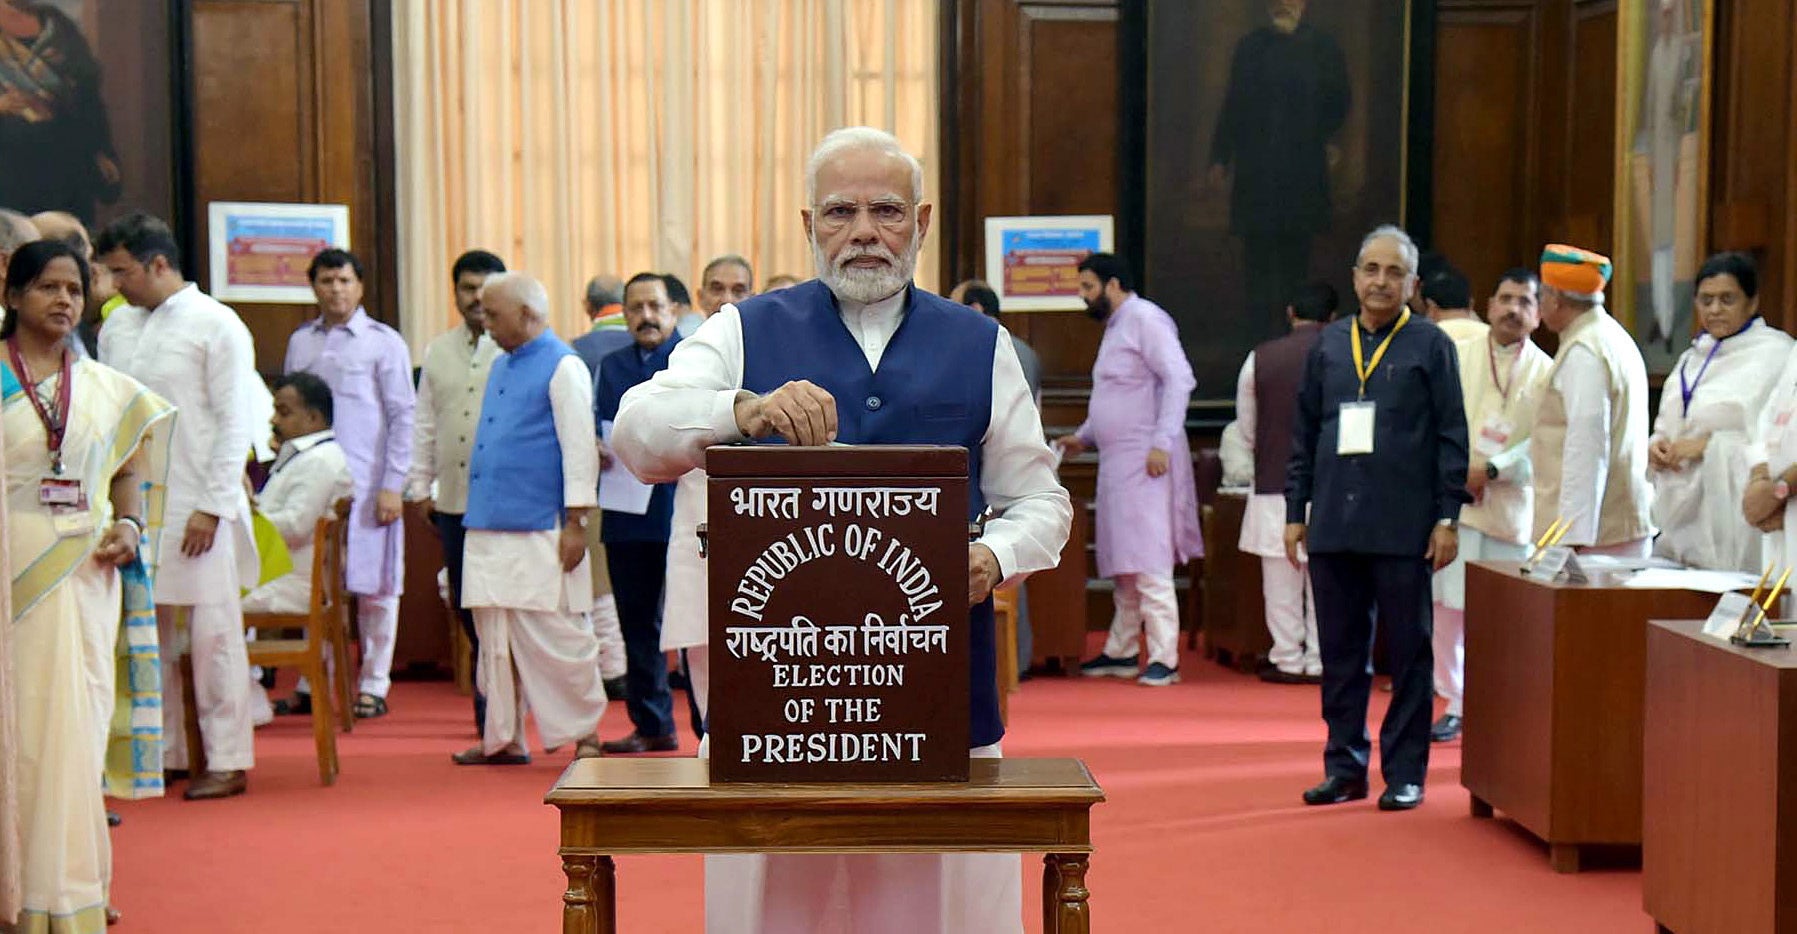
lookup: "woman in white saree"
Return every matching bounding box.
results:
[1648,252,1792,571]
[3,240,173,933]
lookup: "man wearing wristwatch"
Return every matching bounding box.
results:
[1429,269,1554,743]
[1284,225,1471,811]
[451,272,608,765]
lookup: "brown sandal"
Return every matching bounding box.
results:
[450,745,531,765]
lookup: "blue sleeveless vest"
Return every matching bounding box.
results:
[738,280,1008,747]
[465,331,574,532]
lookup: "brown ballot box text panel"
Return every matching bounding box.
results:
[707,446,970,783]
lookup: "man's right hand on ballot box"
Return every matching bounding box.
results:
[735,379,839,446]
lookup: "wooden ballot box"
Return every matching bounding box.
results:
[1643,620,1797,934]
[706,445,971,783]
[1462,561,1724,872]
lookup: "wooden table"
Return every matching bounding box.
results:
[1200,491,1270,671]
[1462,561,1722,872]
[546,757,1106,932]
[1643,620,1797,934]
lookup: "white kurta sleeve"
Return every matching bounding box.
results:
[261,455,349,549]
[977,332,1073,583]
[1554,346,1612,546]
[406,354,439,501]
[613,307,749,483]
[1746,352,1797,468]
[199,317,256,518]
[550,355,600,509]
[1234,352,1258,450]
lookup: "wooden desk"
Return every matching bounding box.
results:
[1643,620,1797,934]
[1200,491,1270,671]
[1462,561,1721,872]
[546,757,1106,932]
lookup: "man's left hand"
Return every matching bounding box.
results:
[559,524,587,573]
[1426,524,1459,572]
[969,543,1001,605]
[1146,448,1170,478]
[376,489,404,525]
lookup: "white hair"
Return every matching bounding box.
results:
[805,127,924,205]
[1356,224,1420,275]
[480,271,549,321]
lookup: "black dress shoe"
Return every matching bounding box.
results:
[1301,776,1369,806]
[1378,783,1425,811]
[1430,714,1463,743]
[107,810,122,827]
[600,732,678,754]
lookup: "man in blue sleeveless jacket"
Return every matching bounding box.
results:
[452,273,608,765]
[614,127,1071,934]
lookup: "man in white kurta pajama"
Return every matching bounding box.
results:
[452,272,607,764]
[97,212,261,800]
[1056,253,1202,687]
[1430,271,1554,743]
[614,127,1071,934]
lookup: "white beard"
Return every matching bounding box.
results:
[813,234,918,305]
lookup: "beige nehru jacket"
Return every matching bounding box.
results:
[1531,307,1654,546]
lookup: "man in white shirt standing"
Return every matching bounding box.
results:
[96,212,260,801]
[613,126,1070,934]
[406,249,508,735]
[1531,245,1654,558]
[452,272,608,765]
[1430,269,1554,743]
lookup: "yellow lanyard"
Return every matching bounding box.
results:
[1350,309,1410,399]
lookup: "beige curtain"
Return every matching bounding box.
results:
[394,0,939,354]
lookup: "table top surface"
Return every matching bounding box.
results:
[1649,618,1797,669]
[546,757,1105,808]
[1468,560,1742,593]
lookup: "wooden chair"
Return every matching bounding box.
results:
[241,499,352,785]
[993,586,1021,725]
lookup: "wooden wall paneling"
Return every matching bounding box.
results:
[1710,0,1797,333]
[189,0,384,373]
[1431,4,1538,302]
[941,0,1118,385]
[1560,0,1616,251]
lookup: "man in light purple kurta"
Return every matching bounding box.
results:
[1054,253,1201,687]
[281,248,416,718]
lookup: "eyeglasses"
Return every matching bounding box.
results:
[813,200,912,232]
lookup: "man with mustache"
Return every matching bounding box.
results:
[1429,269,1553,744]
[1285,225,1469,811]
[593,272,684,753]
[1209,0,1350,330]
[611,125,1071,933]
[1054,252,1201,687]
[1531,245,1653,559]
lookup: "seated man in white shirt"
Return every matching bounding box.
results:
[245,372,354,722]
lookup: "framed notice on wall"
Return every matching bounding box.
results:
[983,215,1113,311]
[207,201,350,303]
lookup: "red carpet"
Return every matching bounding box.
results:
[109,645,1649,932]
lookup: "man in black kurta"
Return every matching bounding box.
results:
[1285,226,1469,811]
[1209,0,1350,329]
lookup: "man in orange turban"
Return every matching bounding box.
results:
[1530,245,1655,556]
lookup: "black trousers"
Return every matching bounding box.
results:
[1308,553,1434,786]
[606,541,676,739]
[1243,231,1314,330]
[432,511,483,735]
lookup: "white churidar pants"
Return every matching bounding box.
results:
[474,607,607,755]
[1100,572,1179,669]
[1260,556,1319,675]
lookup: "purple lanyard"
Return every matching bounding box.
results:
[1679,317,1758,416]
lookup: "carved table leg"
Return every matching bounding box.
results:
[1044,853,1091,933]
[1041,854,1059,927]
[563,855,616,933]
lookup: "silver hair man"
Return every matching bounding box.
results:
[804,127,931,305]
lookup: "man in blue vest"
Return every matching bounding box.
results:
[595,272,684,754]
[452,272,607,765]
[613,126,1071,933]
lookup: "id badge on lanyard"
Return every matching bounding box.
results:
[1340,310,1410,457]
[39,477,92,538]
[1474,416,1514,458]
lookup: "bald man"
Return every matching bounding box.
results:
[452,271,608,765]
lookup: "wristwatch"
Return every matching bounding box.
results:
[567,513,590,530]
[1485,462,1499,481]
